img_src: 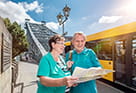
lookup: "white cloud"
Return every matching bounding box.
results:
[35,6,43,13]
[0,1,59,31]
[81,16,91,20]
[82,17,87,20]
[0,1,35,24]
[99,16,122,23]
[19,1,43,13]
[46,22,59,31]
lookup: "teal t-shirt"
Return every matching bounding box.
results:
[65,48,102,93]
[37,52,70,93]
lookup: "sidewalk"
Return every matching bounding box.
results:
[97,80,124,93]
[14,61,38,93]
[13,61,124,93]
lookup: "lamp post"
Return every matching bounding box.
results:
[57,5,71,36]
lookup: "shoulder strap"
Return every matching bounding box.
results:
[69,50,73,61]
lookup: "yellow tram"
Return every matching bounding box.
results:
[65,22,136,91]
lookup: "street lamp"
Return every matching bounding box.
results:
[57,5,71,36]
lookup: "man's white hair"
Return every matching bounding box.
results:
[72,32,86,41]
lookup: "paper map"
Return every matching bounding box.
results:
[72,67,115,83]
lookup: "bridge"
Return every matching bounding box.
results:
[24,21,72,62]
[24,22,57,62]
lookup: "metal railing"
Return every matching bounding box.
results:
[11,61,18,93]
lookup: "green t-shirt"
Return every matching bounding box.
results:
[65,48,102,93]
[37,52,70,93]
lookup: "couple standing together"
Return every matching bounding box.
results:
[37,32,102,93]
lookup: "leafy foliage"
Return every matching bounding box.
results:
[3,18,28,58]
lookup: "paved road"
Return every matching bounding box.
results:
[14,61,38,93]
[97,80,124,93]
[13,61,124,93]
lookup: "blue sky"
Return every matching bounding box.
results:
[0,0,136,36]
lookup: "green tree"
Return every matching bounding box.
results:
[3,18,28,58]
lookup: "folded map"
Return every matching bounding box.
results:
[72,67,115,83]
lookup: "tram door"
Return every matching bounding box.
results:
[114,40,126,84]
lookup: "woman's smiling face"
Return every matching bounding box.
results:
[52,40,65,54]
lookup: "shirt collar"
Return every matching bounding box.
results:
[73,47,87,54]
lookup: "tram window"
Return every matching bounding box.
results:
[132,39,136,61]
[132,38,136,85]
[97,40,112,60]
[115,41,126,57]
[85,41,98,52]
[132,48,136,61]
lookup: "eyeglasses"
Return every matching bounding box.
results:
[56,42,65,45]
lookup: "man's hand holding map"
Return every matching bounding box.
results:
[72,67,115,83]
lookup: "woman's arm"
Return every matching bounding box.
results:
[39,76,78,87]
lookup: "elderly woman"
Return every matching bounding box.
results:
[37,34,77,93]
[66,32,102,93]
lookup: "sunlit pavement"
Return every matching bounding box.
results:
[13,61,124,93]
[13,61,38,93]
[97,80,124,93]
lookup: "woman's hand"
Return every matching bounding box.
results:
[67,61,74,68]
[63,76,78,87]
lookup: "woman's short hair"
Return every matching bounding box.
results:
[48,34,65,52]
[72,32,86,41]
